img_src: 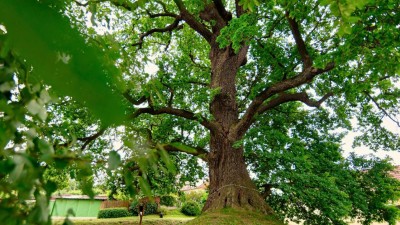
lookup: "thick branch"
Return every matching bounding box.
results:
[235,62,335,136]
[235,0,245,17]
[260,183,278,199]
[123,91,147,105]
[257,92,333,115]
[132,17,182,48]
[157,142,209,162]
[173,0,213,43]
[286,11,312,68]
[213,0,232,21]
[131,107,218,132]
[146,11,178,18]
[77,128,106,150]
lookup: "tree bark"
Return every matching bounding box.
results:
[203,45,273,214]
[203,132,274,214]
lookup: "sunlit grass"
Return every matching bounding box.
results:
[52,214,194,225]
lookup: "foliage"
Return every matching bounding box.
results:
[130,201,159,216]
[247,106,400,224]
[158,206,169,216]
[1,0,400,224]
[160,195,176,207]
[0,0,126,224]
[182,191,208,208]
[217,13,259,53]
[181,201,201,216]
[42,166,69,191]
[0,0,126,126]
[97,207,130,219]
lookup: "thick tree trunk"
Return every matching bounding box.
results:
[202,45,273,214]
[203,133,274,214]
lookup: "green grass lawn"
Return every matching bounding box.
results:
[52,214,195,225]
[52,208,400,225]
[52,208,283,225]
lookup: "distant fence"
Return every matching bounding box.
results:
[140,196,160,207]
[100,197,161,209]
[100,200,130,209]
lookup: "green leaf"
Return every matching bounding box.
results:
[169,142,198,154]
[159,149,176,174]
[138,176,152,197]
[0,0,127,125]
[108,150,121,170]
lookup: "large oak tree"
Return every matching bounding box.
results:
[0,0,399,224]
[83,0,399,214]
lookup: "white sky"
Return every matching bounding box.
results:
[342,117,400,165]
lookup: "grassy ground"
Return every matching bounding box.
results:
[185,208,284,225]
[52,208,399,225]
[52,214,194,225]
[52,216,400,225]
[52,208,284,225]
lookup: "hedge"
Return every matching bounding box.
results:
[181,201,201,216]
[129,201,159,216]
[98,207,130,219]
[160,195,176,207]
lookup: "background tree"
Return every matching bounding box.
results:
[0,0,399,224]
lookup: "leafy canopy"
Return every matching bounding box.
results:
[0,0,399,225]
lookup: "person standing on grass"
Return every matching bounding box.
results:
[139,203,144,225]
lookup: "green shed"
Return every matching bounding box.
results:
[50,195,107,217]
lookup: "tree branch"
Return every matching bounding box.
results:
[213,0,232,21]
[257,92,333,115]
[146,1,178,18]
[74,0,134,11]
[173,0,213,43]
[157,142,209,162]
[74,0,90,6]
[235,0,245,17]
[132,17,183,48]
[234,62,335,137]
[77,128,106,150]
[123,91,147,105]
[285,11,312,68]
[364,92,400,127]
[131,107,218,132]
[159,80,174,107]
[146,10,178,18]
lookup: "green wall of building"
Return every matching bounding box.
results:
[50,199,102,217]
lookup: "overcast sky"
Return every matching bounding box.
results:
[342,117,400,165]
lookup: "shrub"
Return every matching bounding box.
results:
[160,195,176,206]
[158,206,168,215]
[181,201,201,216]
[98,207,130,219]
[129,201,159,216]
[184,191,207,205]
